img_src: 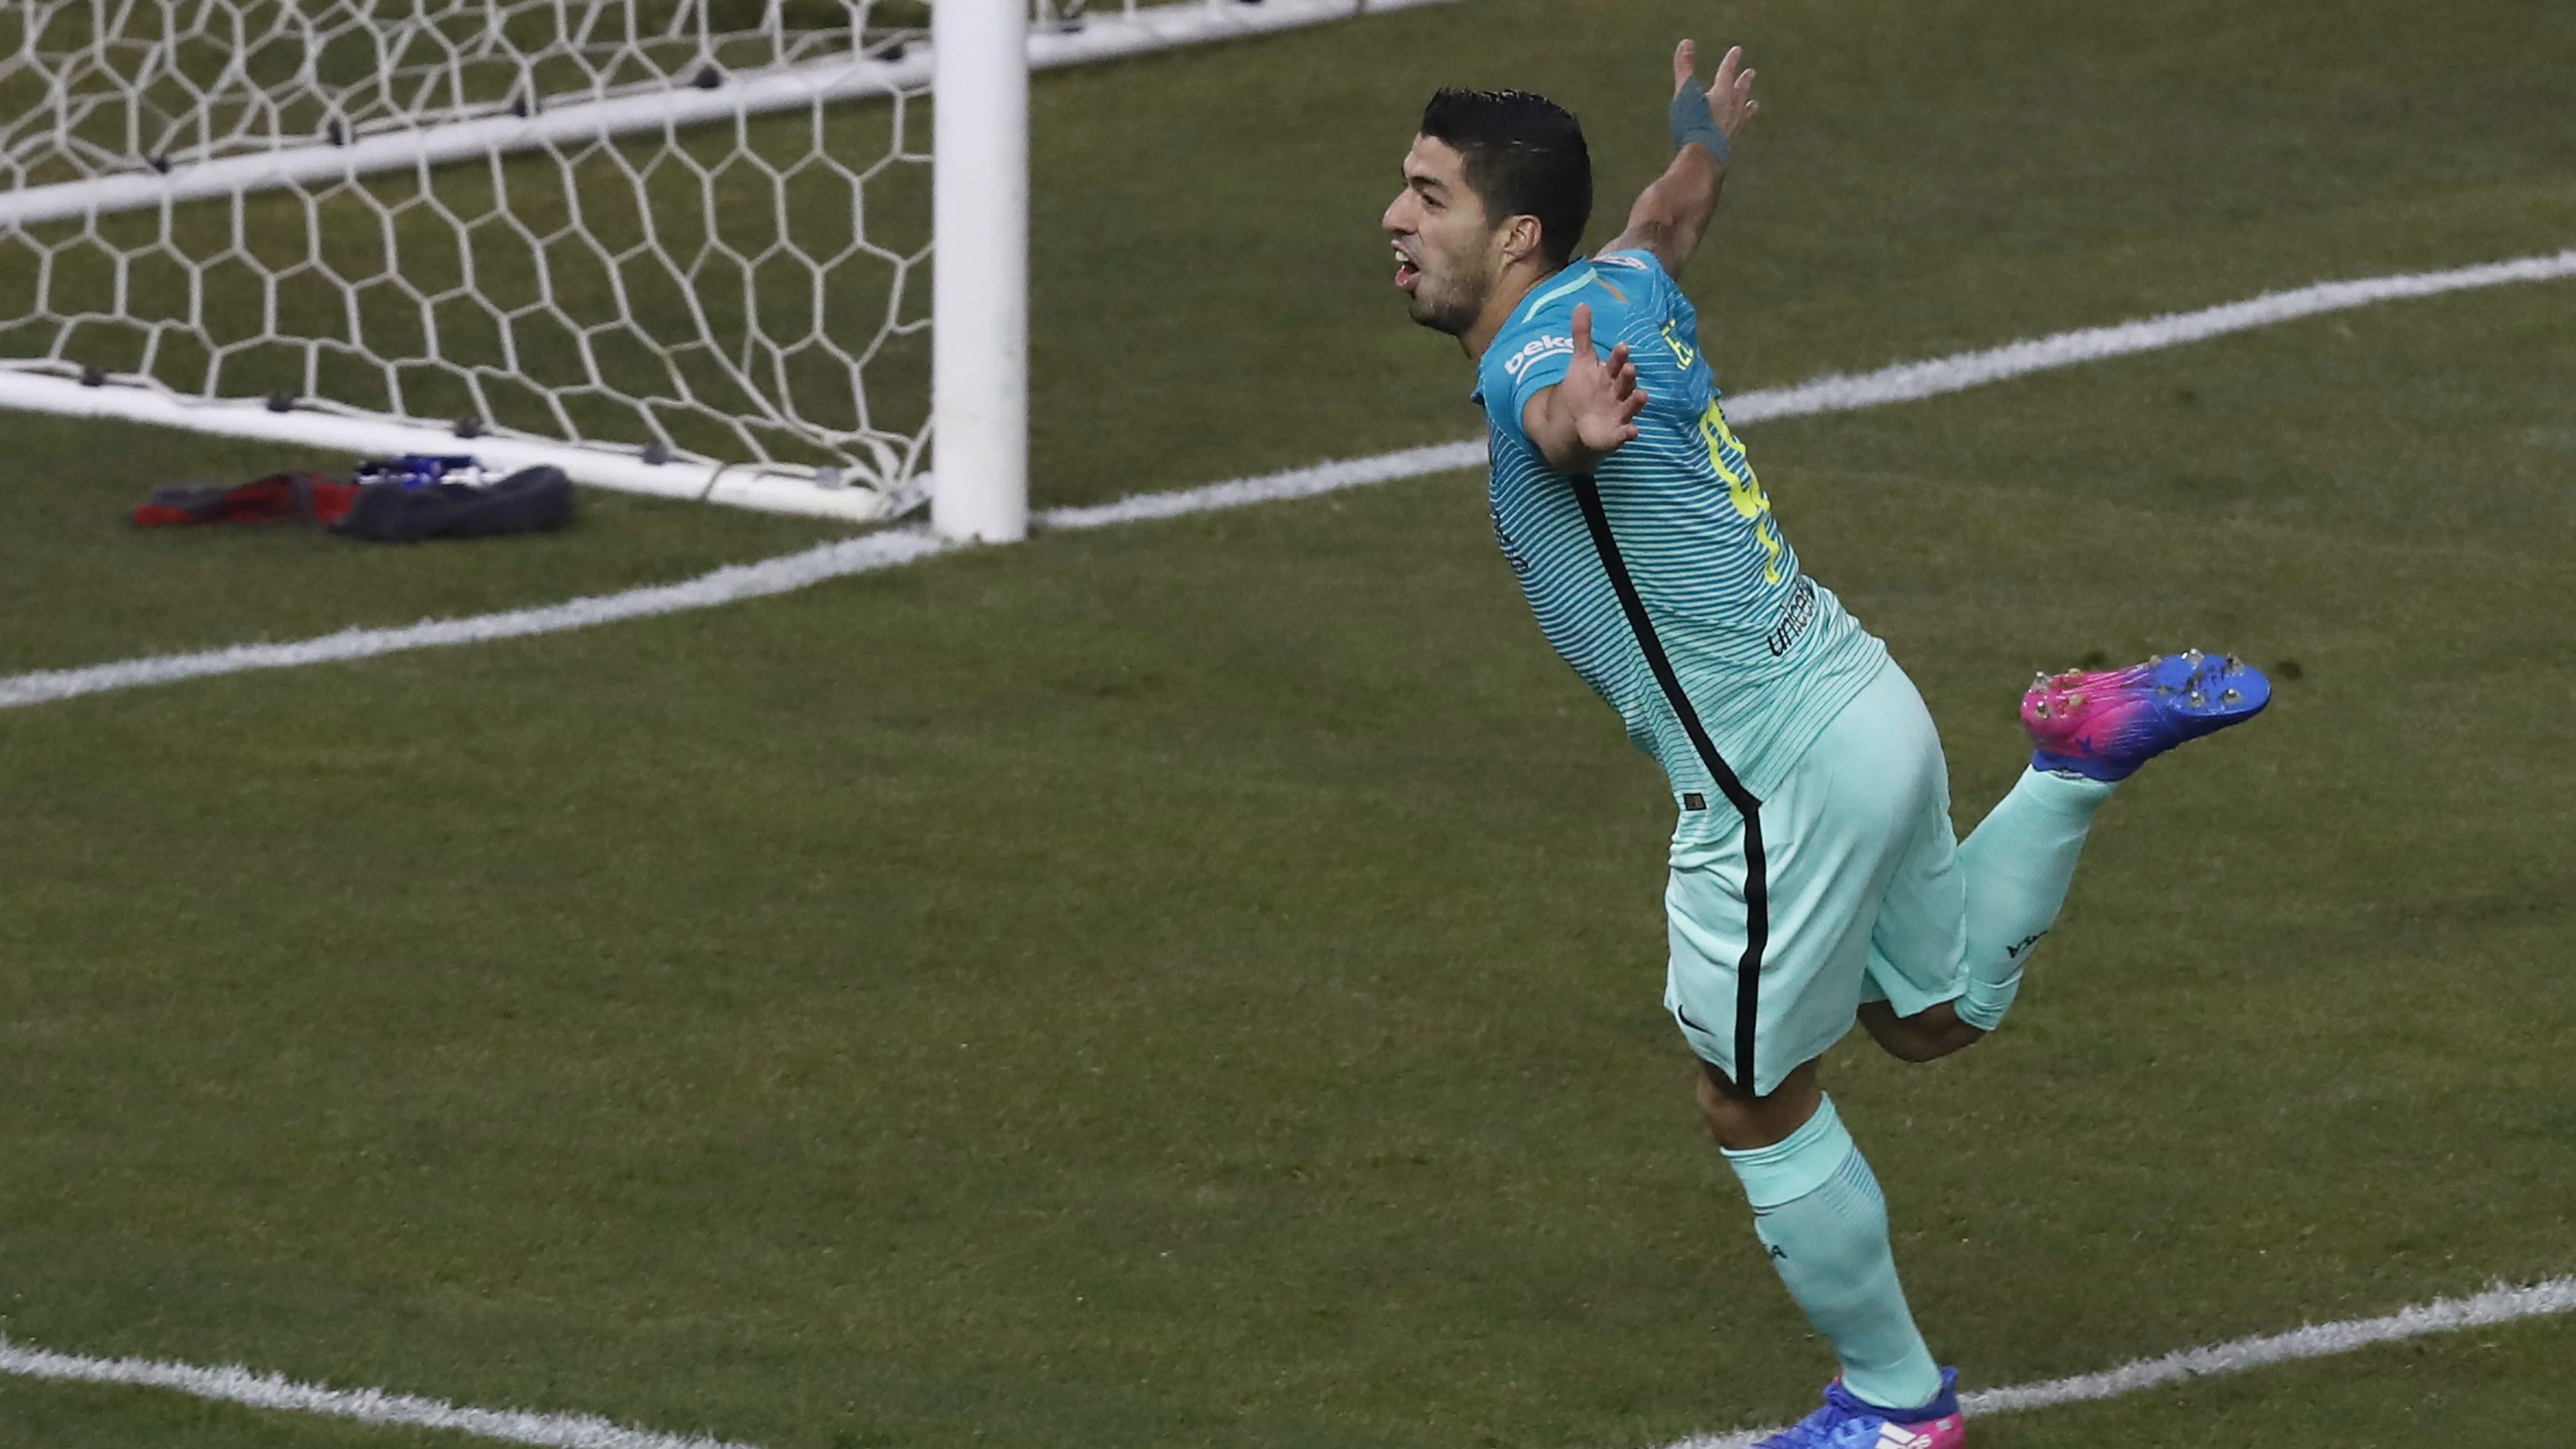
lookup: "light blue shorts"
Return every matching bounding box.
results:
[1664,659,1969,1095]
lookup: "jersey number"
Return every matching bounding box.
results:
[1659,319,1698,369]
[1698,401,1785,584]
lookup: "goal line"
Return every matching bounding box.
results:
[0,242,2568,716]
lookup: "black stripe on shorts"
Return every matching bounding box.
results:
[1567,474,1769,1088]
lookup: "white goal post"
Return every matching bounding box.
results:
[0,0,1464,535]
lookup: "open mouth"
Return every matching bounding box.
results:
[1393,245,1420,291]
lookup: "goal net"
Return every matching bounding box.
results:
[0,0,1457,526]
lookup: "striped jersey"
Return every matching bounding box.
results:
[1473,249,1887,839]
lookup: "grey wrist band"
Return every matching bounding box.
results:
[1669,79,1729,164]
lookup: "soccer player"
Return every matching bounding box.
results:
[1381,42,2267,1448]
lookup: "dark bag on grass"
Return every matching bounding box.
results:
[332,465,576,543]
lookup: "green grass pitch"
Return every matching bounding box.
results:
[2,0,2574,1445]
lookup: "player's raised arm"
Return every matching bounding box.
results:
[1521,302,1646,475]
[1604,40,1758,277]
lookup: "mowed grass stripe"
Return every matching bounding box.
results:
[8,241,2572,714]
[5,4,2569,1447]
[6,1274,2570,1449]
[2,309,2568,1447]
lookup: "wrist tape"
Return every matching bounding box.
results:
[1669,80,1729,164]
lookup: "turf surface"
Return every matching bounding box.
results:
[3,0,2573,1446]
[0,416,853,677]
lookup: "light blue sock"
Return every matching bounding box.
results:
[1722,1095,1942,1412]
[1953,768,2116,1030]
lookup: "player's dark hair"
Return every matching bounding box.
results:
[1418,89,1592,270]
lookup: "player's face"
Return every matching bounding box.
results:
[1384,136,1502,337]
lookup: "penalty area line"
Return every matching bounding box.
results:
[1663,1275,2576,1449]
[1,244,2571,715]
[0,1336,757,1449]
[1,1277,2568,1449]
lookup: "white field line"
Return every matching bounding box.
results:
[2,246,2571,715]
[2,1276,2569,1449]
[1663,1275,2576,1449]
[0,528,947,711]
[0,1337,755,1449]
[1718,246,2576,425]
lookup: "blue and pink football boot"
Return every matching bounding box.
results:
[1753,1368,1966,1448]
[2021,649,2270,781]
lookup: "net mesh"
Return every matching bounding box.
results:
[0,1,938,490]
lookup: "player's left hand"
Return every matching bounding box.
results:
[1558,302,1646,456]
[1674,40,1758,143]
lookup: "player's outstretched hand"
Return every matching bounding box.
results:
[1560,302,1645,456]
[1673,39,1758,143]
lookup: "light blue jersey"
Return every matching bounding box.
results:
[1473,249,1887,840]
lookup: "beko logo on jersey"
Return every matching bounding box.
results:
[1502,334,1575,377]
